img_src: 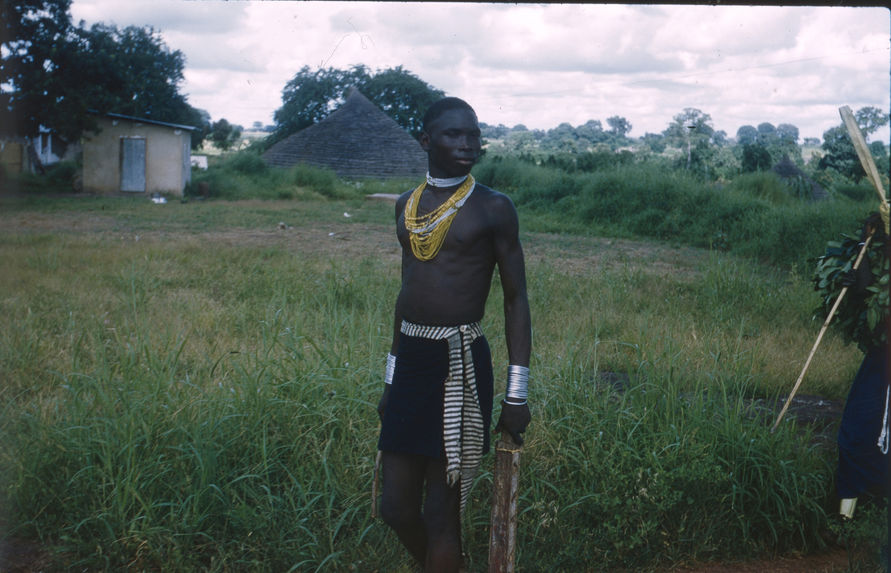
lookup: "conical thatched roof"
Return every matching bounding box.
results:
[263,87,427,179]
[772,156,829,201]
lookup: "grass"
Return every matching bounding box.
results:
[1,189,879,571]
[474,156,878,270]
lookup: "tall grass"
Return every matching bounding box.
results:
[0,195,871,570]
[186,152,416,202]
[473,156,877,269]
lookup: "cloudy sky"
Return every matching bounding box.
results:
[68,1,890,142]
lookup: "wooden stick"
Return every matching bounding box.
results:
[371,450,381,519]
[489,433,522,573]
[771,232,875,432]
[839,106,889,207]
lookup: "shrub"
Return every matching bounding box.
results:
[228,152,267,175]
[834,181,875,202]
[292,163,340,197]
[727,171,791,205]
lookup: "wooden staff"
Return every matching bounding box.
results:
[371,450,381,518]
[771,230,875,432]
[489,433,522,573]
[838,105,890,208]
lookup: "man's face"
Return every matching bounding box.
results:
[421,108,482,178]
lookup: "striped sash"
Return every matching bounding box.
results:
[400,320,485,511]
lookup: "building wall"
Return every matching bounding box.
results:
[0,140,28,174]
[82,117,191,195]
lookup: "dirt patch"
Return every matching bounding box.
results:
[0,537,54,573]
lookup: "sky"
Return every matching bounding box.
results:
[68,1,891,143]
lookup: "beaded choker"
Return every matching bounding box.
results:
[404,175,476,261]
[426,172,468,188]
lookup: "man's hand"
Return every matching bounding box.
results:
[494,401,531,446]
[377,384,391,422]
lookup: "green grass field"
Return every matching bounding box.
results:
[0,190,881,571]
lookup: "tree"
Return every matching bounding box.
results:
[1,1,208,146]
[736,125,758,146]
[663,108,714,145]
[776,123,799,144]
[818,107,890,182]
[0,0,73,136]
[209,118,242,151]
[741,143,772,172]
[606,115,631,138]
[357,65,444,138]
[641,132,666,153]
[854,106,889,136]
[176,106,211,150]
[272,66,351,145]
[72,23,207,147]
[575,120,607,148]
[541,122,580,153]
[870,141,890,177]
[271,65,443,146]
[504,129,539,154]
[663,108,715,170]
[756,122,776,144]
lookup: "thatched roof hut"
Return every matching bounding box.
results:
[263,87,428,179]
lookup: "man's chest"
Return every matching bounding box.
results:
[398,207,493,257]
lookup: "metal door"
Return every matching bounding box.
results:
[120,137,146,192]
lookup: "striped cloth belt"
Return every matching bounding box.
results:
[400,319,484,511]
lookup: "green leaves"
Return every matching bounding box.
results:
[812,232,889,352]
[270,64,444,146]
[1,2,208,146]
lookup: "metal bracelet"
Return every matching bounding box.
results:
[384,353,396,385]
[506,364,529,401]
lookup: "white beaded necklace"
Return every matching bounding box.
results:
[426,172,468,188]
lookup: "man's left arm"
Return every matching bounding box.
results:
[492,195,532,445]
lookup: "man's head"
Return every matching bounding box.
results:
[422,97,477,134]
[420,97,481,179]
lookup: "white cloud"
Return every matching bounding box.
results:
[68,1,889,142]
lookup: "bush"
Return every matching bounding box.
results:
[727,171,792,205]
[228,153,267,175]
[292,163,340,198]
[834,181,875,202]
[474,156,876,269]
[184,150,365,201]
[44,160,79,189]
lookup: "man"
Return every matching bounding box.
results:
[376,97,532,572]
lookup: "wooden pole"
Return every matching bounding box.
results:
[771,232,874,432]
[838,106,889,207]
[489,433,522,573]
[371,450,381,519]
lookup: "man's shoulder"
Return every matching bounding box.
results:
[471,182,516,210]
[396,187,415,210]
[472,181,510,200]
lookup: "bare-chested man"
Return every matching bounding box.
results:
[376,97,532,572]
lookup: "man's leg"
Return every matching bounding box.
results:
[422,457,462,573]
[380,451,428,565]
[380,452,463,572]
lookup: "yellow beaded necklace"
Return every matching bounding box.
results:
[403,175,476,261]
